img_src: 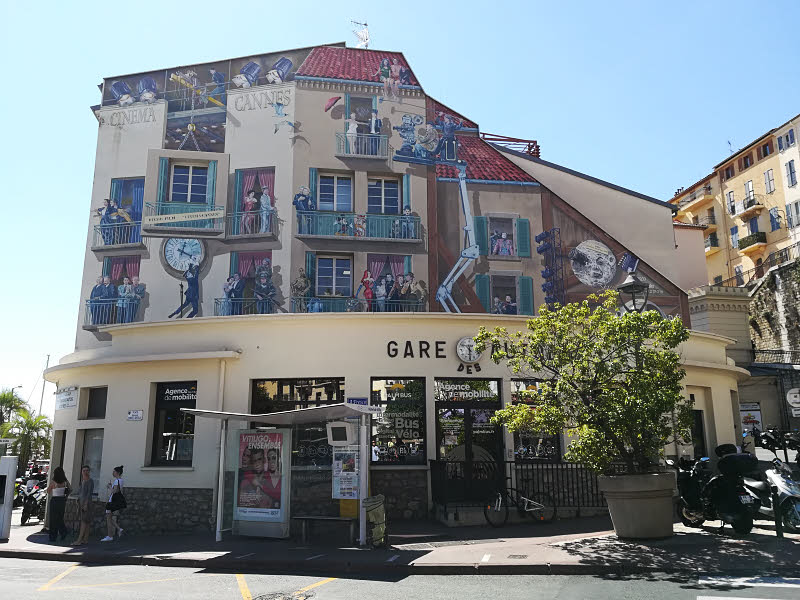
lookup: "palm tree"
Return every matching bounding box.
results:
[0,409,52,475]
[0,388,28,426]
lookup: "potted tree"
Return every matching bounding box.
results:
[474,290,692,539]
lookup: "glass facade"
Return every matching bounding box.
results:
[370,378,426,465]
[151,381,196,466]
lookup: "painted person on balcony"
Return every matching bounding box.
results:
[95,199,115,245]
[254,275,275,314]
[501,294,517,315]
[89,276,104,325]
[374,276,387,312]
[360,270,375,311]
[116,277,135,324]
[388,274,404,312]
[432,112,464,162]
[345,112,359,154]
[258,192,273,234]
[292,185,312,234]
[168,257,200,319]
[219,277,234,316]
[229,273,245,316]
[241,190,258,234]
[100,276,117,325]
[400,206,415,239]
[374,58,394,101]
[131,276,145,321]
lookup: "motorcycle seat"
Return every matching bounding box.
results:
[743,478,769,493]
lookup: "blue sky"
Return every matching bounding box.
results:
[1,1,798,416]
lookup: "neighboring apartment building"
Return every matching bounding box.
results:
[45,43,747,536]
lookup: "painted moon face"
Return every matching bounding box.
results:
[568,240,617,287]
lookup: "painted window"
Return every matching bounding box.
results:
[80,429,104,496]
[743,155,752,168]
[350,96,374,134]
[761,142,772,158]
[744,180,754,201]
[713,275,723,285]
[367,178,400,214]
[787,160,797,187]
[101,255,141,286]
[490,275,520,315]
[726,191,736,214]
[770,208,781,231]
[510,380,561,461]
[765,169,775,194]
[318,174,352,212]
[150,381,196,466]
[723,165,735,180]
[316,256,352,296]
[370,378,426,465]
[364,254,420,311]
[730,226,739,248]
[488,217,516,256]
[170,165,208,203]
[748,217,759,234]
[734,266,744,286]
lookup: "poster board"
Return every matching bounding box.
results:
[739,403,763,431]
[332,448,359,499]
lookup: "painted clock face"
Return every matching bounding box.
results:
[456,336,482,364]
[164,238,205,273]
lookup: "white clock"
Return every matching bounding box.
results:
[163,238,205,274]
[456,336,482,364]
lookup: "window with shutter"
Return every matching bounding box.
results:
[489,274,517,314]
[474,273,491,312]
[487,217,514,256]
[778,136,784,151]
[518,276,534,315]
[516,218,531,257]
[769,208,780,231]
[789,129,795,146]
[474,216,489,255]
[748,217,758,234]
[730,226,739,248]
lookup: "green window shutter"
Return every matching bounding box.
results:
[229,252,239,277]
[404,255,412,274]
[305,252,316,296]
[403,173,411,210]
[308,168,318,209]
[206,160,217,207]
[475,273,491,312]
[516,218,531,257]
[474,216,489,255]
[110,179,123,203]
[102,257,111,277]
[157,157,169,203]
[519,276,534,315]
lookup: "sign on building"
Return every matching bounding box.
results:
[127,410,144,421]
[739,403,763,431]
[55,387,78,410]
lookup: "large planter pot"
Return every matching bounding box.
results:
[598,471,676,539]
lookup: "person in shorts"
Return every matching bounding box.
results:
[101,466,125,542]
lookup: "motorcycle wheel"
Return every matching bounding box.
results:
[732,515,753,535]
[679,504,705,528]
[781,500,800,533]
[20,510,29,525]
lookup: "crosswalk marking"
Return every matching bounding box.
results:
[699,576,800,588]
[481,554,491,563]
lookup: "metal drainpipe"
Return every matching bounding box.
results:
[213,359,226,542]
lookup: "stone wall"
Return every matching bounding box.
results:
[370,468,428,520]
[749,261,800,351]
[64,487,214,537]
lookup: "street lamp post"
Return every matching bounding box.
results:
[617,273,650,313]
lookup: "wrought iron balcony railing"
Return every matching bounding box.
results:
[335,133,389,159]
[676,186,713,210]
[295,211,421,241]
[143,202,225,234]
[83,298,143,329]
[738,231,767,251]
[705,235,719,249]
[92,222,144,249]
[697,214,716,226]
[752,349,800,365]
[713,240,800,288]
[290,296,424,313]
[214,297,276,316]
[226,211,277,238]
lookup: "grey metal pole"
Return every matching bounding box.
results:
[38,355,50,415]
[359,414,368,546]
[772,485,783,538]
[216,418,228,542]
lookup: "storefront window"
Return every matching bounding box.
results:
[434,379,502,465]
[370,378,426,465]
[80,428,104,494]
[151,381,196,466]
[510,379,561,461]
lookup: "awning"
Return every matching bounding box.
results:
[181,403,364,425]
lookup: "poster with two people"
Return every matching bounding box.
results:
[235,431,286,522]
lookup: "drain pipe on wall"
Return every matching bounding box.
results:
[213,359,227,542]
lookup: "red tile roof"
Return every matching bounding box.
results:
[296,46,419,86]
[436,136,538,183]
[429,98,478,129]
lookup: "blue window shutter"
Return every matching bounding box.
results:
[229,252,239,277]
[110,179,123,203]
[749,217,758,233]
[787,204,794,228]
[102,257,111,277]
[404,255,412,275]
[519,276,534,315]
[779,136,784,151]
[308,168,318,209]
[157,157,169,203]
[403,173,411,210]
[232,170,243,235]
[770,208,779,231]
[305,252,316,295]
[206,160,217,207]
[790,129,796,145]
[516,218,531,257]
[474,216,489,255]
[474,273,491,312]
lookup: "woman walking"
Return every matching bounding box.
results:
[71,465,94,545]
[46,467,70,542]
[101,466,125,542]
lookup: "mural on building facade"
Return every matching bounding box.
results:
[88,273,147,326]
[374,57,412,102]
[567,240,617,287]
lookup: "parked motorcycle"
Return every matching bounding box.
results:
[668,443,761,535]
[742,457,800,533]
[20,479,47,525]
[751,426,783,455]
[784,430,800,466]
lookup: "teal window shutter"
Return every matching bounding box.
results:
[516,218,531,257]
[403,173,411,210]
[519,276,534,315]
[404,255,412,274]
[157,157,169,203]
[110,179,123,203]
[232,170,243,235]
[475,273,491,312]
[474,216,489,255]
[309,168,318,209]
[229,252,239,277]
[206,160,217,207]
[102,257,111,277]
[305,252,316,295]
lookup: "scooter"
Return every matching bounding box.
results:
[784,430,800,466]
[20,479,47,525]
[752,426,783,456]
[743,457,800,533]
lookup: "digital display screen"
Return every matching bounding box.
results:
[331,426,348,442]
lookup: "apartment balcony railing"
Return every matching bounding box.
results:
[226,211,277,239]
[296,211,422,241]
[738,231,767,252]
[334,133,390,160]
[737,195,764,218]
[92,222,144,250]
[290,296,424,313]
[704,235,719,249]
[752,349,800,365]
[676,186,714,212]
[697,214,717,227]
[83,298,143,330]
[713,241,800,288]
[142,202,225,236]
[214,298,276,316]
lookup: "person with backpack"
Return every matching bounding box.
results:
[101,466,126,542]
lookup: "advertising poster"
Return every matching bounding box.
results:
[740,403,763,431]
[332,449,359,500]
[235,431,284,521]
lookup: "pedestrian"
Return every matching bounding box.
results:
[101,466,126,542]
[46,466,70,542]
[71,465,94,546]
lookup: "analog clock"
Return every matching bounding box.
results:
[163,238,205,274]
[456,336,482,364]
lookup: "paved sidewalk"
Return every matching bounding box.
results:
[1,509,798,576]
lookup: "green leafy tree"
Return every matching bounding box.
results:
[0,409,52,475]
[474,290,692,475]
[0,388,28,426]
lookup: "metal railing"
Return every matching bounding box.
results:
[290,296,424,313]
[705,235,719,249]
[214,298,276,316]
[738,231,767,250]
[92,222,143,248]
[752,349,800,365]
[296,211,421,241]
[143,202,225,231]
[712,240,800,287]
[696,214,717,226]
[84,298,143,328]
[335,133,389,159]
[226,211,277,238]
[676,186,713,209]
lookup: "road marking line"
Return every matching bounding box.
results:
[698,597,783,600]
[113,548,136,554]
[37,564,79,591]
[236,574,252,600]
[305,553,326,561]
[699,576,800,588]
[386,554,400,562]
[481,554,491,563]
[235,552,255,559]
[51,575,226,590]
[297,578,337,592]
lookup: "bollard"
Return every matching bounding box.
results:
[771,485,783,538]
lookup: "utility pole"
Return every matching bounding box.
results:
[38,354,50,415]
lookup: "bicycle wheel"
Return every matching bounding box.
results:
[516,490,557,523]
[484,491,510,527]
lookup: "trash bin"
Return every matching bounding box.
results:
[363,494,387,548]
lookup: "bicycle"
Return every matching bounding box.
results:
[484,480,557,527]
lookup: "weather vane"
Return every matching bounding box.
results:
[352,20,370,48]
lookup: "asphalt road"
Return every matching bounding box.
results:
[3,557,800,599]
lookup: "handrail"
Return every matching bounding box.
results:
[93,221,143,247]
[84,297,142,327]
[226,210,277,237]
[295,211,421,240]
[290,296,424,313]
[334,133,389,159]
[712,240,800,287]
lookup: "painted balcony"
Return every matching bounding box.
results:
[290,296,423,313]
[738,231,767,254]
[675,186,714,215]
[83,298,143,331]
[92,222,145,250]
[737,196,764,220]
[226,211,277,240]
[214,298,276,316]
[334,133,390,160]
[142,202,225,237]
[295,212,422,242]
[705,234,720,256]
